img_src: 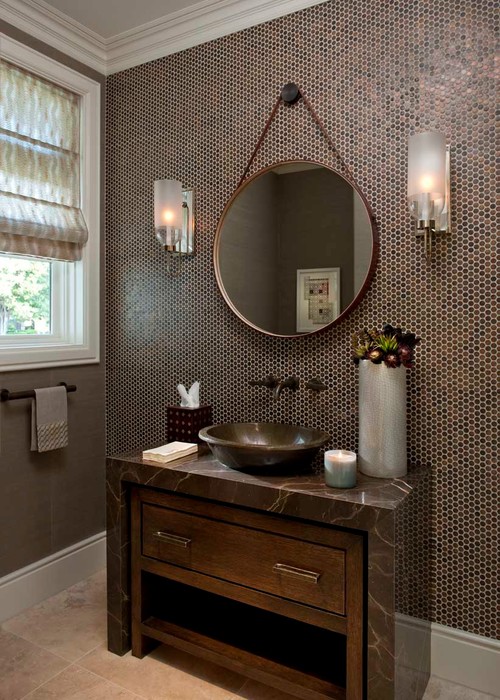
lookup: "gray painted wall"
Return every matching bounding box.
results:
[0,21,105,577]
[219,172,279,331]
[277,169,354,334]
[353,192,372,292]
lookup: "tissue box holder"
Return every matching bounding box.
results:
[167,405,213,444]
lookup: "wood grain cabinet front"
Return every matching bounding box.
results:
[142,501,346,615]
[131,487,365,700]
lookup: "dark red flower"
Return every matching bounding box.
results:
[384,353,401,368]
[398,345,413,361]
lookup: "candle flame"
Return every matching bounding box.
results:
[419,175,434,192]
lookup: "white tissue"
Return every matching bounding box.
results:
[177,381,200,408]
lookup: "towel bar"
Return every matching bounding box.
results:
[0,382,77,402]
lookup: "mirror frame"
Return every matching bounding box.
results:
[214,159,379,338]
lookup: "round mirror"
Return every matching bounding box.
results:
[214,161,378,338]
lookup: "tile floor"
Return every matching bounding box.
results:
[0,571,497,700]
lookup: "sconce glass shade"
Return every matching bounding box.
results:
[407,131,446,223]
[154,179,183,248]
[155,226,181,248]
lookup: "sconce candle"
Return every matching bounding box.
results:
[407,131,446,223]
[154,179,183,249]
[153,179,195,276]
[324,450,357,489]
[407,131,450,260]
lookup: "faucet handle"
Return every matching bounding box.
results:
[284,376,300,391]
[249,375,279,389]
[305,377,328,392]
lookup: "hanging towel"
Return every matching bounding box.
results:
[31,386,69,452]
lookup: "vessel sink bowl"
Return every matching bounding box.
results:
[199,422,330,472]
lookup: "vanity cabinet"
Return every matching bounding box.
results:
[131,486,364,700]
[107,452,431,700]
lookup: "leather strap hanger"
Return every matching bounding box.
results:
[237,82,358,189]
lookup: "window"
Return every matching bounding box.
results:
[0,256,51,336]
[0,35,100,371]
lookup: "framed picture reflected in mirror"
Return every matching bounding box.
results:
[296,267,340,333]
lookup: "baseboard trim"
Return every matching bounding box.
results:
[0,531,106,623]
[395,613,431,674]
[396,614,500,697]
[431,620,500,697]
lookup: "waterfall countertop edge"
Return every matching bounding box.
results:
[106,449,428,531]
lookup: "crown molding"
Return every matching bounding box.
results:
[105,0,330,74]
[0,0,107,73]
[1,0,329,75]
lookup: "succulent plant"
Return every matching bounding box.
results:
[354,344,370,359]
[384,352,401,368]
[375,334,399,354]
[367,348,384,363]
[352,323,420,368]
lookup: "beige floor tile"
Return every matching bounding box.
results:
[79,643,248,699]
[236,679,298,699]
[0,629,69,700]
[397,666,430,699]
[3,569,495,700]
[23,665,142,699]
[3,570,106,662]
[423,676,499,700]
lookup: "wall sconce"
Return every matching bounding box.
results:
[154,179,194,275]
[407,131,450,261]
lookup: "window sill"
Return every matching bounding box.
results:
[0,344,100,372]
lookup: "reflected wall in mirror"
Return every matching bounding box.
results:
[214,161,377,337]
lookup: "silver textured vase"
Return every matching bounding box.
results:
[358,360,407,478]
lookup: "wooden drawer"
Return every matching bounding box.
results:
[142,502,346,615]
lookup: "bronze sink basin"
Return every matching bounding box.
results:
[198,422,330,472]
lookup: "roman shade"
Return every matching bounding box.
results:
[0,59,88,262]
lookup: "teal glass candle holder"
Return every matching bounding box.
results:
[324,449,357,488]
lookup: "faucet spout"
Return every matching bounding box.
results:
[273,376,299,400]
[249,375,279,390]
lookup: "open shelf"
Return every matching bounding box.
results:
[140,574,347,700]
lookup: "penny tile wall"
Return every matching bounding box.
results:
[105,0,498,638]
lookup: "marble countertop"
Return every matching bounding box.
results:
[107,448,426,531]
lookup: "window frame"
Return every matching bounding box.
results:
[0,35,100,372]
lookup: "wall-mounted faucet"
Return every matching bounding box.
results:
[305,378,328,392]
[249,375,279,390]
[249,375,299,401]
[273,376,299,401]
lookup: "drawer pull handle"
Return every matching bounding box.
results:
[273,563,321,584]
[153,531,191,548]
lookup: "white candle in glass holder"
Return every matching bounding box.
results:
[324,450,357,488]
